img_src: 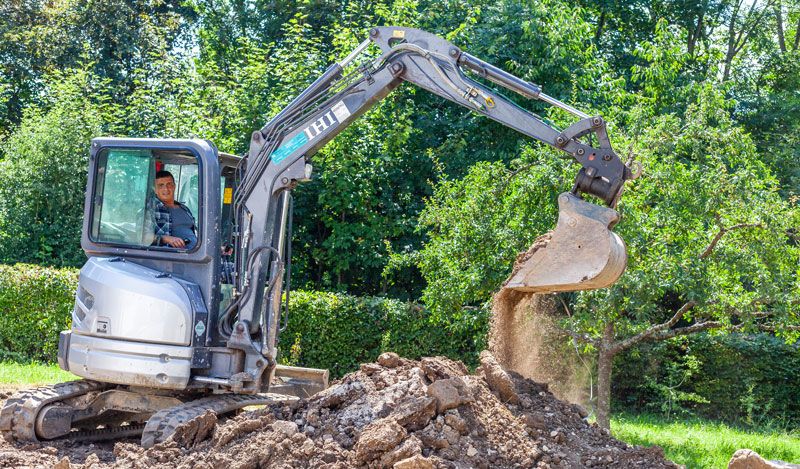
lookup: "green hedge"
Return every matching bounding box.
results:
[277,291,489,377]
[0,264,489,376]
[2,264,799,426]
[0,264,77,362]
[613,333,800,428]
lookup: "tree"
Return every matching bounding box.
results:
[0,68,116,266]
[416,85,799,429]
[0,0,194,134]
[722,0,777,81]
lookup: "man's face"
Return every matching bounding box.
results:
[155,176,176,205]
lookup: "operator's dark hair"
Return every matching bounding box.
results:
[155,170,174,181]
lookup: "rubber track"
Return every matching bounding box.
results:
[0,380,110,443]
[141,393,296,448]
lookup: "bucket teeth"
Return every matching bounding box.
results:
[505,192,627,293]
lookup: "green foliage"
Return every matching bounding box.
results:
[735,50,800,197]
[641,344,709,419]
[0,264,77,363]
[279,290,489,377]
[630,19,686,111]
[692,334,800,429]
[414,76,798,426]
[416,84,798,333]
[0,0,798,425]
[615,334,800,429]
[0,0,193,132]
[416,152,569,316]
[570,85,798,341]
[0,266,488,377]
[0,69,114,266]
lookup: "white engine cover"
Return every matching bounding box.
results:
[72,257,193,346]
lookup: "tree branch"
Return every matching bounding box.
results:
[566,328,599,347]
[647,320,733,341]
[775,1,787,53]
[608,301,697,354]
[734,2,776,56]
[733,0,760,52]
[699,223,763,259]
[594,8,606,44]
[559,296,600,346]
[724,0,777,79]
[760,324,800,332]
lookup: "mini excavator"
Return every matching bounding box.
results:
[0,27,635,447]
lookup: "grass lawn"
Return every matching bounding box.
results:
[613,412,800,469]
[0,361,79,391]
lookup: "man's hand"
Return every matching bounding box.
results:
[162,235,186,248]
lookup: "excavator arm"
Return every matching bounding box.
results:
[222,27,635,373]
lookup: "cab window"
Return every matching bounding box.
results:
[90,148,201,250]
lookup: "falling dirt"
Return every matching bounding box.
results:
[489,290,590,406]
[490,233,591,406]
[0,354,679,468]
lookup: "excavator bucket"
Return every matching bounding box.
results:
[505,192,627,293]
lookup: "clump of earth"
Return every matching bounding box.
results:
[0,353,678,468]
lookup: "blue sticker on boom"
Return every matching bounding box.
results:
[270,132,309,164]
[271,132,308,163]
[269,101,351,164]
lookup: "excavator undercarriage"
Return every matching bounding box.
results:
[0,364,324,447]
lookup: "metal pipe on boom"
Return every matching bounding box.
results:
[256,39,373,140]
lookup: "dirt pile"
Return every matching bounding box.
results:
[0,353,678,468]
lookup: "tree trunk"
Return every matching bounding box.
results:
[595,322,616,430]
[775,2,787,53]
[688,10,704,57]
[723,12,737,81]
[723,0,745,81]
[594,9,606,44]
[794,17,800,51]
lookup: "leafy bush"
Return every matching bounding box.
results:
[0,264,77,362]
[614,333,800,429]
[0,69,112,267]
[0,264,489,376]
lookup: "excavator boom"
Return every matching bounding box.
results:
[232,27,635,348]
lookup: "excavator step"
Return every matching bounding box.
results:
[505,192,627,293]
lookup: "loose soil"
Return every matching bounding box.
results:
[489,289,590,405]
[0,353,678,469]
[491,233,592,405]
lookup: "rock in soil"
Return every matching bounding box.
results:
[0,354,680,468]
[728,449,800,469]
